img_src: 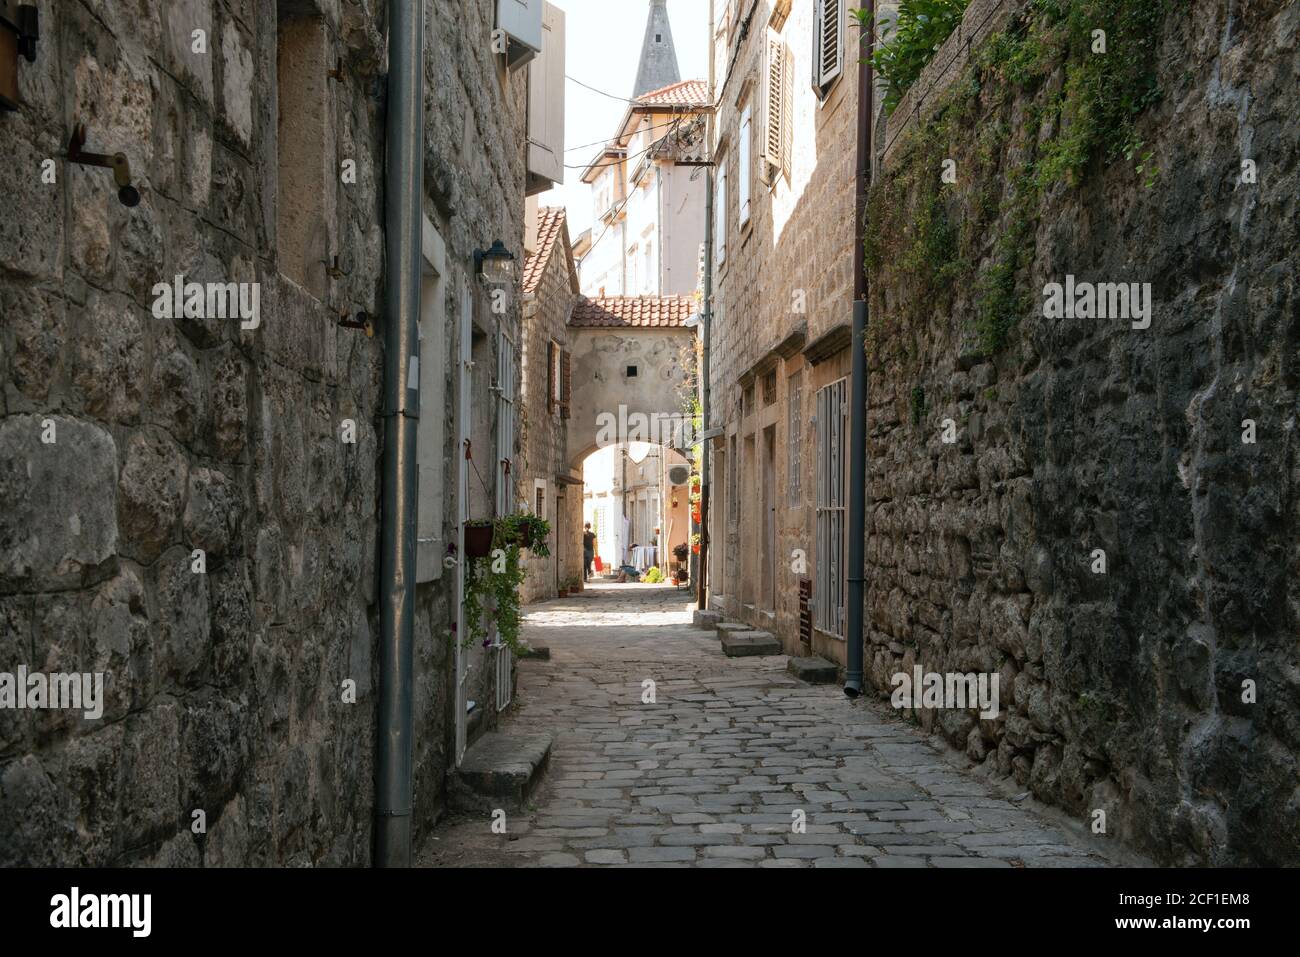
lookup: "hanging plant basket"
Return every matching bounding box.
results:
[464,521,494,559]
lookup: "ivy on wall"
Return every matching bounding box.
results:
[864,0,1181,359]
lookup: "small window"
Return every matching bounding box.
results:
[627,365,639,378]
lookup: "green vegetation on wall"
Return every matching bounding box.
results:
[864,0,1180,358]
[866,0,973,114]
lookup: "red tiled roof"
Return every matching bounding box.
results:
[636,79,710,108]
[522,207,567,294]
[569,295,696,329]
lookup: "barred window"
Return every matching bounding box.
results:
[788,371,803,505]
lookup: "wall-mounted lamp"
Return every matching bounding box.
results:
[0,4,38,112]
[473,240,515,284]
[66,123,140,207]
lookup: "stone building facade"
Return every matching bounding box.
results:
[0,0,546,866]
[518,203,584,602]
[706,0,877,666]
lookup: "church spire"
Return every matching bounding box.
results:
[633,0,681,98]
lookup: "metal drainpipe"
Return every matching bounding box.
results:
[376,0,423,866]
[845,2,874,699]
[696,0,715,610]
[696,164,713,609]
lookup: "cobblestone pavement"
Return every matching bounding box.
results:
[420,583,1125,868]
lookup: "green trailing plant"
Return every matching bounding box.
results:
[457,511,551,655]
[864,0,1179,358]
[643,566,665,584]
[859,0,972,114]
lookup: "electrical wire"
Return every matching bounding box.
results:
[577,117,685,267]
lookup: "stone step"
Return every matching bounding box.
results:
[716,621,753,636]
[721,630,781,657]
[788,656,839,684]
[450,732,554,813]
[693,609,723,630]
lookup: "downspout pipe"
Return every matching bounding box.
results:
[696,164,712,610]
[376,0,424,867]
[696,0,715,610]
[844,2,874,699]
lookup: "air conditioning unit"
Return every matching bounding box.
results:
[497,0,542,71]
[667,465,691,486]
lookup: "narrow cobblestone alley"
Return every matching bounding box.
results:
[421,584,1129,868]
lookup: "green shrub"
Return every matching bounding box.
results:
[644,567,665,584]
[860,0,972,114]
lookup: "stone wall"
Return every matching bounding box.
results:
[0,0,529,866]
[706,0,875,663]
[519,213,581,602]
[863,0,1298,865]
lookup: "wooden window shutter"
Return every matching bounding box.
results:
[781,42,793,182]
[546,340,555,414]
[763,35,784,182]
[813,0,843,93]
[560,349,571,419]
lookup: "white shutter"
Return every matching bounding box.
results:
[781,42,793,181]
[738,106,751,227]
[526,2,565,187]
[812,0,844,94]
[715,167,727,264]
[497,0,543,53]
[763,36,785,182]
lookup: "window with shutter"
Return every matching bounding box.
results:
[812,0,844,99]
[738,105,752,227]
[546,340,556,413]
[715,167,727,264]
[781,42,793,181]
[560,349,571,419]
[763,36,784,184]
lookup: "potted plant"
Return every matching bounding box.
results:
[460,539,528,656]
[690,532,701,554]
[496,511,551,555]
[464,520,494,559]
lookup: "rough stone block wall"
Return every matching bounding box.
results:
[519,230,577,603]
[0,0,529,866]
[0,0,387,867]
[864,0,1297,865]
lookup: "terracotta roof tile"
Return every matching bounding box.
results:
[522,207,567,294]
[636,79,710,108]
[568,295,696,329]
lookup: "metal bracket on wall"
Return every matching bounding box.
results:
[324,255,350,279]
[327,57,344,82]
[66,122,140,207]
[337,310,374,337]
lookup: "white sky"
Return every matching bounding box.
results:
[537,0,710,238]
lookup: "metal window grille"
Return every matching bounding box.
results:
[815,377,847,636]
[496,644,513,711]
[788,373,803,505]
[495,331,516,516]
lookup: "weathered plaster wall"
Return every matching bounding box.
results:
[565,327,695,469]
[864,0,1297,865]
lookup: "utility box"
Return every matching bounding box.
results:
[496,0,542,71]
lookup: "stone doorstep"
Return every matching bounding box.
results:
[693,609,723,630]
[715,621,754,636]
[720,631,781,658]
[450,732,555,813]
[788,656,839,684]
